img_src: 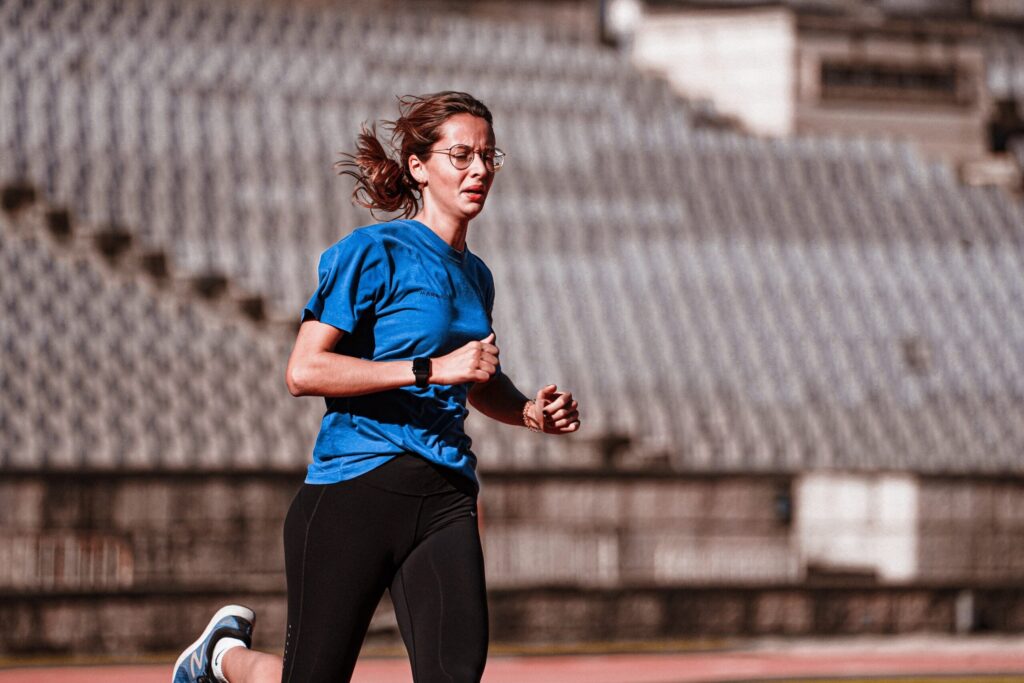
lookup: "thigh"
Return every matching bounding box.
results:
[281,480,411,683]
[390,505,488,683]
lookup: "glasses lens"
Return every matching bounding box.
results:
[491,149,505,170]
[449,145,473,170]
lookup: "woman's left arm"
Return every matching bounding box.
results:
[469,373,581,435]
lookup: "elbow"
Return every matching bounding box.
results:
[466,377,493,410]
[285,361,310,397]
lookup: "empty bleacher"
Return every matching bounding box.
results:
[1,0,1023,477]
[0,200,320,471]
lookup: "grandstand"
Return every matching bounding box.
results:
[0,199,317,472]
[2,0,1024,656]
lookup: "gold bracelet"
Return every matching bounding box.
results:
[522,399,542,432]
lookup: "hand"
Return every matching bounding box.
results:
[430,333,499,385]
[528,384,580,435]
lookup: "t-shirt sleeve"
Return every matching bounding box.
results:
[301,233,387,333]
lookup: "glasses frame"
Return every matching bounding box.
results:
[429,144,505,171]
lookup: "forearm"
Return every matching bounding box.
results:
[287,352,414,398]
[468,372,530,427]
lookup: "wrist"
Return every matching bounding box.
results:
[412,357,432,388]
[522,399,542,432]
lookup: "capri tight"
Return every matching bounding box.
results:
[281,454,488,683]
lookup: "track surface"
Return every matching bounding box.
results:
[3,638,1024,682]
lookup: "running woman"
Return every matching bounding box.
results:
[172,91,581,683]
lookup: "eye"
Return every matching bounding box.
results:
[450,145,473,163]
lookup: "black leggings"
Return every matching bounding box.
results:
[281,454,488,683]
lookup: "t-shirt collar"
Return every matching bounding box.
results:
[405,219,467,264]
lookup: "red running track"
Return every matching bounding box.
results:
[2,647,1024,683]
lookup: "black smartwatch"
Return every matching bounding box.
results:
[412,357,431,388]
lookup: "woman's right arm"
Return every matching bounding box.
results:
[285,322,499,398]
[285,320,414,397]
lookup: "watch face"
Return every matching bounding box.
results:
[413,357,430,386]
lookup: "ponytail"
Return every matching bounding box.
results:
[337,124,419,218]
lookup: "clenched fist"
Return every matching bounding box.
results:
[526,384,581,435]
[430,333,499,385]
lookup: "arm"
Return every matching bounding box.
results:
[469,373,581,434]
[286,321,502,398]
[285,320,414,397]
[467,372,531,427]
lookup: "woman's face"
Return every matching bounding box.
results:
[411,113,496,224]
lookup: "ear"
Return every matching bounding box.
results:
[407,155,427,187]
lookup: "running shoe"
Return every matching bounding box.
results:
[172,604,255,683]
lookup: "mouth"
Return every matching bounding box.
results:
[462,186,486,201]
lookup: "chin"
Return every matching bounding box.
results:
[461,202,486,220]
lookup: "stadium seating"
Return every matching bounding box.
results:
[0,203,321,471]
[2,0,1024,475]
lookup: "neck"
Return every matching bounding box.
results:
[412,208,468,253]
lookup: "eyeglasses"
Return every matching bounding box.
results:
[430,144,505,171]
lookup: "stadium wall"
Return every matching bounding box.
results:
[629,5,797,136]
[795,15,990,164]
[3,471,1024,654]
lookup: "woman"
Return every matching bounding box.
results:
[172,91,581,683]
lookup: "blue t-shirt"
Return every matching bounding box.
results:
[300,219,496,491]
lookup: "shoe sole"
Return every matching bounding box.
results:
[171,604,256,683]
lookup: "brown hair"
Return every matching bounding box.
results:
[336,91,494,219]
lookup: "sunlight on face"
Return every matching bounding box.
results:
[419,113,497,224]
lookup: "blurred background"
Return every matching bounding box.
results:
[1,0,1024,662]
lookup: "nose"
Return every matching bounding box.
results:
[467,151,490,177]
